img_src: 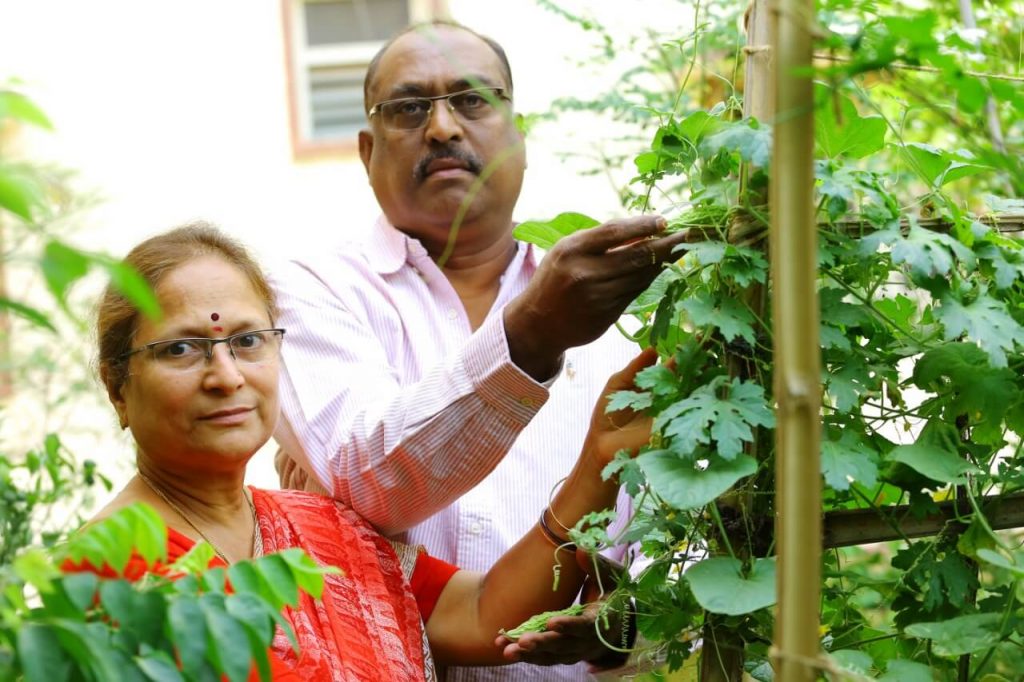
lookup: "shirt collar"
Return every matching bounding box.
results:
[366,215,419,275]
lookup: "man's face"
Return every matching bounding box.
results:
[359,27,526,245]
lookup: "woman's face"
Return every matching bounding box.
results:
[111,255,280,474]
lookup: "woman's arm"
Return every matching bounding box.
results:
[424,349,657,665]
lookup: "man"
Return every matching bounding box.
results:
[272,21,684,681]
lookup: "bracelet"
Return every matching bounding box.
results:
[538,508,577,552]
[547,476,573,533]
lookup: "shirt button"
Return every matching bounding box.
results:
[469,522,483,535]
[447,308,458,320]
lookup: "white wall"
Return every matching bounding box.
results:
[0,0,692,491]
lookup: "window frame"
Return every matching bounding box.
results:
[282,0,446,159]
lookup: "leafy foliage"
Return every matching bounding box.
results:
[0,89,338,681]
[0,504,337,682]
[525,0,1024,676]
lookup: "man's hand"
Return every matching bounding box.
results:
[504,215,690,380]
[494,550,632,669]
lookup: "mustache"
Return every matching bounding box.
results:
[413,146,484,183]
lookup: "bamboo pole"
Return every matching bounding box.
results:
[698,4,773,681]
[769,0,821,679]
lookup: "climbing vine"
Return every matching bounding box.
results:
[518,1,1024,678]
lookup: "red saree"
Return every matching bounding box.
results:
[64,488,458,682]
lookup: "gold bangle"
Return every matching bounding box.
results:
[547,476,573,533]
[538,508,577,552]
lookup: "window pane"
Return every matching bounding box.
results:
[309,64,367,139]
[304,0,409,46]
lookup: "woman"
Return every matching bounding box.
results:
[75,222,654,680]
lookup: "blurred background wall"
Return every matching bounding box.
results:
[0,0,689,489]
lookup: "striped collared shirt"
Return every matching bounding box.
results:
[272,216,638,682]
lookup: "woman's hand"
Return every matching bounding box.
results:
[583,347,659,468]
[494,550,630,668]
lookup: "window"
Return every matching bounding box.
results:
[283,0,442,156]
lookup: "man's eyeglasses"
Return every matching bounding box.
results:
[368,87,511,131]
[119,329,286,372]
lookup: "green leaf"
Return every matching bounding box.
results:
[957,518,996,560]
[912,342,1019,441]
[200,593,254,682]
[13,548,60,592]
[40,239,91,304]
[60,572,100,613]
[828,649,873,675]
[649,278,686,350]
[936,291,1024,368]
[680,292,755,344]
[655,377,774,459]
[132,589,168,646]
[62,503,167,573]
[626,268,677,315]
[168,594,208,677]
[676,110,720,143]
[0,167,43,221]
[900,143,988,187]
[512,212,600,250]
[977,243,1024,289]
[888,442,979,485]
[275,548,339,600]
[17,624,71,682]
[824,355,874,414]
[821,432,879,491]
[225,593,276,643]
[904,613,1001,656]
[98,579,136,625]
[135,651,186,682]
[634,364,679,397]
[0,297,56,332]
[51,620,123,679]
[685,557,776,615]
[815,87,887,159]
[976,548,1024,576]
[700,120,772,168]
[891,223,975,280]
[878,660,934,681]
[227,559,275,604]
[638,451,757,511]
[127,504,170,566]
[0,90,54,129]
[171,541,217,575]
[605,390,653,412]
[252,554,300,607]
[100,259,162,321]
[225,593,277,681]
[874,294,917,330]
[678,241,729,266]
[201,566,228,593]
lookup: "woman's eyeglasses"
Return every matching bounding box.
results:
[119,329,285,371]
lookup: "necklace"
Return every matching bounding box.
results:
[137,471,262,564]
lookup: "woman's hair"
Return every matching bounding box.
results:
[96,221,277,396]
